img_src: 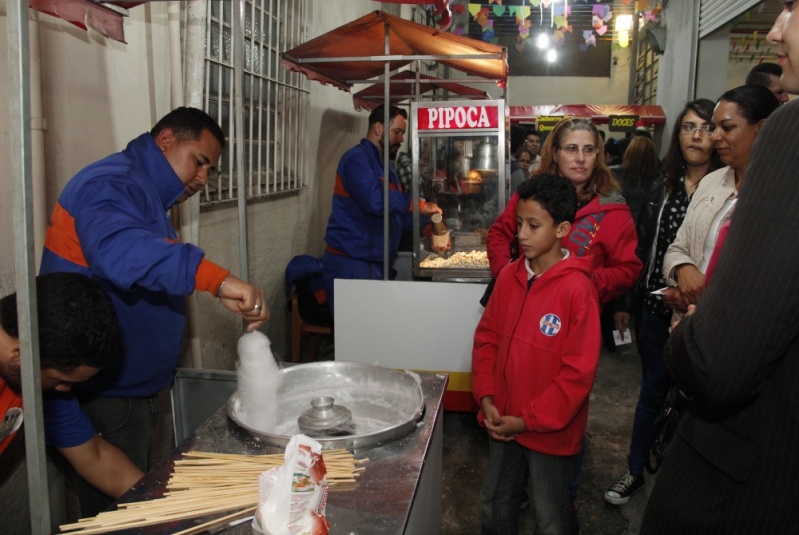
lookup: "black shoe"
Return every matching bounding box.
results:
[604,469,645,505]
[570,500,581,535]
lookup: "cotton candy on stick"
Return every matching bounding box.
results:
[235,331,282,431]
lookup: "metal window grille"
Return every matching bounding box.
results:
[201,0,308,206]
[633,36,659,106]
[381,2,401,16]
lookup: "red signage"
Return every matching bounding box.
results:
[417,105,499,131]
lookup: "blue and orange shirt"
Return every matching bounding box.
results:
[324,139,418,265]
[40,133,228,448]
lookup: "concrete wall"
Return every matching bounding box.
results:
[656,1,701,157]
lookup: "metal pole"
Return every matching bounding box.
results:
[182,0,207,368]
[234,0,250,284]
[627,8,639,104]
[7,1,51,532]
[383,22,390,280]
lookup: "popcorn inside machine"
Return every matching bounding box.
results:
[411,100,508,281]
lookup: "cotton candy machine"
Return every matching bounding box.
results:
[227,361,425,450]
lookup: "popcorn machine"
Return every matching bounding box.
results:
[410,100,508,280]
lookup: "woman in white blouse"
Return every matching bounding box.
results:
[662,85,780,312]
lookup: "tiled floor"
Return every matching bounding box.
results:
[441,342,651,534]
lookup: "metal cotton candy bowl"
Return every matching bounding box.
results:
[227,361,425,450]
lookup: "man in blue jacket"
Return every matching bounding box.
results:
[40,107,269,516]
[322,104,441,314]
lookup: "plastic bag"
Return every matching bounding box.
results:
[252,434,330,535]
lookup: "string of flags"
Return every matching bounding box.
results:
[433,0,660,52]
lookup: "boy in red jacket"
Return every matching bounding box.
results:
[472,175,601,535]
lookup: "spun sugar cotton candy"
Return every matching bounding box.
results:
[236,331,282,431]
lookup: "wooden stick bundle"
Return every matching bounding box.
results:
[59,449,367,534]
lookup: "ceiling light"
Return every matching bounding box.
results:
[536,33,550,50]
[615,14,633,48]
[546,49,557,63]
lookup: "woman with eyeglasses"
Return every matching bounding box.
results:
[487,117,642,305]
[661,85,779,313]
[604,99,722,506]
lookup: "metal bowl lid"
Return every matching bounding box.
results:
[298,396,352,433]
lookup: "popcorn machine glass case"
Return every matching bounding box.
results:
[411,100,507,280]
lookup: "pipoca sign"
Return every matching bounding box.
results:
[417,105,500,131]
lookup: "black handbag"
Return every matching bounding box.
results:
[646,385,691,474]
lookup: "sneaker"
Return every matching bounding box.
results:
[604,469,645,505]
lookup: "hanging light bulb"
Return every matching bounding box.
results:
[615,14,633,48]
[546,49,557,63]
[536,33,550,49]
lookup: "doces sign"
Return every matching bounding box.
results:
[608,115,639,133]
[417,105,500,131]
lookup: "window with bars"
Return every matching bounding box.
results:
[633,37,659,106]
[200,0,308,206]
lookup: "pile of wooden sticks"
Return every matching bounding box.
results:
[59,449,366,534]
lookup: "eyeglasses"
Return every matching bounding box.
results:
[559,144,598,157]
[680,123,715,137]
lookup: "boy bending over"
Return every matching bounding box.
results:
[472,175,601,535]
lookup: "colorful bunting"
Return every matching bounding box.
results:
[592,4,609,18]
[459,0,622,53]
[508,6,531,22]
[641,10,657,23]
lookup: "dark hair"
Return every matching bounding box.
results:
[510,125,527,155]
[517,148,534,162]
[516,173,578,224]
[662,99,722,196]
[525,128,541,140]
[718,84,780,125]
[621,136,660,191]
[368,104,407,128]
[538,117,621,202]
[746,62,782,88]
[0,273,122,372]
[151,107,225,149]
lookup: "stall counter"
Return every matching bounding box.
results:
[95,372,446,535]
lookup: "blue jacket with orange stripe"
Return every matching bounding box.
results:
[324,138,413,265]
[39,133,226,448]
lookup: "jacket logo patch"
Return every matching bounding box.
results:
[0,407,23,443]
[540,314,561,336]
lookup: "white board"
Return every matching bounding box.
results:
[335,279,487,372]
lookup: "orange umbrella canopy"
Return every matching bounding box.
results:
[352,71,491,111]
[281,11,508,92]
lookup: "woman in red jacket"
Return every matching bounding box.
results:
[487,118,642,305]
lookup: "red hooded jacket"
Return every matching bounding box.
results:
[472,255,601,455]
[486,191,642,304]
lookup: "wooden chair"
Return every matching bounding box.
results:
[291,290,332,363]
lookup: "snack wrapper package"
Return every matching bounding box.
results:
[252,434,330,535]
